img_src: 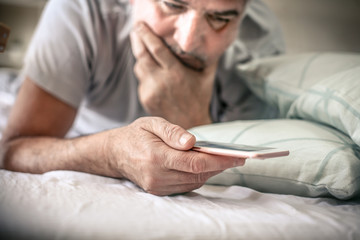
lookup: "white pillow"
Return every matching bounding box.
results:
[238,52,360,117]
[189,119,360,200]
[288,67,360,146]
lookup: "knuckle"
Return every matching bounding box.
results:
[195,173,208,183]
[139,89,157,107]
[134,116,147,125]
[134,47,148,60]
[189,156,206,173]
[133,117,151,130]
[149,116,165,126]
[139,91,150,106]
[141,175,158,192]
[163,124,182,141]
[153,45,166,57]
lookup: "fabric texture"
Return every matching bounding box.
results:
[1,169,360,239]
[237,52,360,147]
[288,66,360,146]
[238,52,360,117]
[189,52,360,199]
[22,0,285,136]
[189,119,360,199]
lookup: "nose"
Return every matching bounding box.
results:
[173,12,206,53]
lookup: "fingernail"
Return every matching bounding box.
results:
[179,133,192,146]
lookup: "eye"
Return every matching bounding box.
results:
[161,1,186,13]
[206,15,230,31]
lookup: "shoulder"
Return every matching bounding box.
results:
[240,0,286,55]
[43,0,130,26]
[220,0,285,71]
[244,0,280,31]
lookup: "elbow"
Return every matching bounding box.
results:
[0,138,9,170]
[0,137,19,171]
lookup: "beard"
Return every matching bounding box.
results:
[163,41,206,72]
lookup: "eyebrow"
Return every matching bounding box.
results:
[211,10,240,17]
[168,0,240,17]
[172,0,189,5]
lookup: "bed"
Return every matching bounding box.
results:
[1,170,359,240]
[1,0,360,238]
[1,52,360,240]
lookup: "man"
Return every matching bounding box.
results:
[0,0,284,195]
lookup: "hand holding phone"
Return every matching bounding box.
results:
[192,141,289,159]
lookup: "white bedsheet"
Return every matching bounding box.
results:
[1,170,359,240]
[0,68,18,138]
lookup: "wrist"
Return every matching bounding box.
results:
[69,131,121,178]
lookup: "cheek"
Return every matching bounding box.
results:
[207,28,239,61]
[222,28,238,50]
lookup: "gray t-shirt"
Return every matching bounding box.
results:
[23,0,285,136]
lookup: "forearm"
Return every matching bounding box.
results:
[1,131,119,178]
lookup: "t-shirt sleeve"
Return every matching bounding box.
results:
[23,0,94,108]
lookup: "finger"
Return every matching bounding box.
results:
[134,22,177,68]
[130,31,158,70]
[130,30,146,60]
[133,58,157,83]
[140,170,222,196]
[164,150,246,173]
[166,170,223,185]
[141,117,196,150]
[144,183,205,196]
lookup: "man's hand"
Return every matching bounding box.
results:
[105,117,246,196]
[130,23,217,129]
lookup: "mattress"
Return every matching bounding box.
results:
[1,62,360,240]
[1,169,360,240]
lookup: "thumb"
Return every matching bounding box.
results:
[145,117,196,150]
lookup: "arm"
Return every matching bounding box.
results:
[1,76,79,172]
[1,77,245,196]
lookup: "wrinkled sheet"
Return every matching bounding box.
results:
[0,68,18,138]
[1,170,359,240]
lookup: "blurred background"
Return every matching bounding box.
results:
[0,0,46,69]
[265,0,360,54]
[0,0,360,69]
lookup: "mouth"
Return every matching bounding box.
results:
[164,42,206,72]
[177,54,206,72]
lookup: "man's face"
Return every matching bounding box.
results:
[130,0,246,71]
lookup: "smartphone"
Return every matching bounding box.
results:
[192,141,289,159]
